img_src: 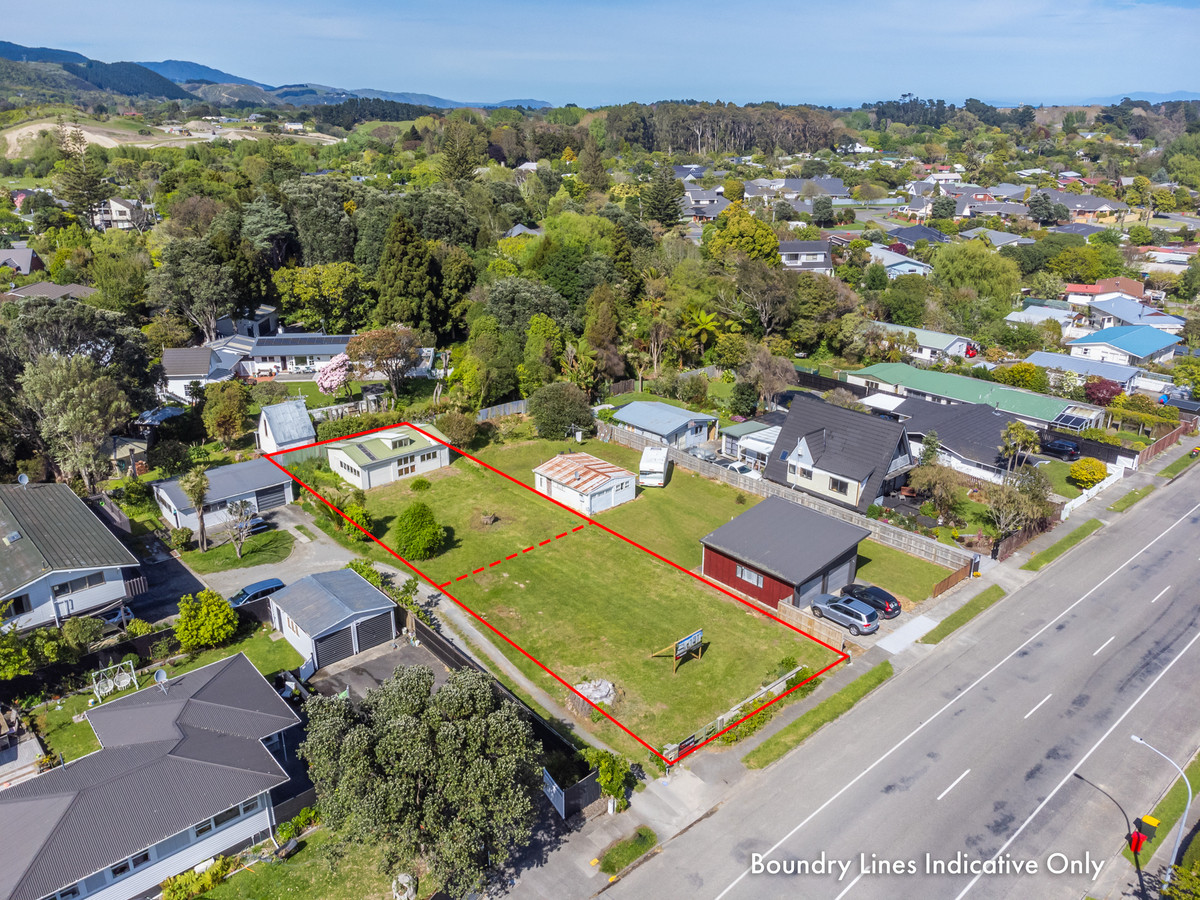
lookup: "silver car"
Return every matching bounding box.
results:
[810,592,880,636]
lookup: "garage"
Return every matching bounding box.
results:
[269,569,399,679]
[254,483,289,511]
[532,453,636,516]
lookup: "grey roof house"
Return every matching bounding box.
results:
[765,395,914,513]
[159,347,236,401]
[888,224,951,248]
[0,247,44,275]
[892,399,1014,484]
[0,653,298,900]
[611,401,717,449]
[778,239,833,275]
[257,399,316,454]
[0,484,143,631]
[153,458,295,532]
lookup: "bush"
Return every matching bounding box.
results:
[120,478,152,510]
[148,439,191,477]
[160,855,235,900]
[392,502,446,560]
[126,618,154,637]
[528,382,594,439]
[730,381,759,417]
[342,503,373,539]
[121,652,142,668]
[1069,457,1108,489]
[866,504,884,520]
[150,635,176,661]
[1080,427,1121,446]
[410,477,431,492]
[167,527,193,551]
[174,589,238,652]
[435,410,478,449]
[676,374,709,406]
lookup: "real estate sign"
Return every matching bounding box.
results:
[675,629,703,658]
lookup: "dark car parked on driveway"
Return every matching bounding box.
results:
[840,583,901,619]
[1041,438,1081,461]
[810,592,880,636]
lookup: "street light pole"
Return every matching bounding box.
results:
[1131,734,1193,886]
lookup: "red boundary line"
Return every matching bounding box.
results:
[440,525,587,586]
[264,421,849,764]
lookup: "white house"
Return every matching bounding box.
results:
[257,399,316,455]
[611,401,717,449]
[239,334,354,376]
[0,484,144,630]
[270,569,398,679]
[158,347,237,400]
[0,653,299,900]
[778,239,833,275]
[1067,326,1180,368]
[153,458,295,531]
[867,244,933,278]
[877,323,975,364]
[533,452,636,515]
[326,425,451,491]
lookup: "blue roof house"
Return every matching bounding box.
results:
[612,401,717,449]
[1067,326,1180,368]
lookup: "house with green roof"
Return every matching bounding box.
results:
[326,424,451,490]
[846,363,1101,430]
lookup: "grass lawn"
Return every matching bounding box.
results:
[1037,459,1083,499]
[918,585,1006,645]
[280,379,387,410]
[1159,451,1200,479]
[293,523,316,540]
[344,450,834,753]
[744,661,893,769]
[1021,519,1103,571]
[203,828,396,900]
[36,627,302,762]
[1109,485,1156,512]
[180,529,295,575]
[600,826,658,875]
[1121,748,1200,867]
[855,540,952,605]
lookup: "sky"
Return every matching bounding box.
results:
[41,0,1200,107]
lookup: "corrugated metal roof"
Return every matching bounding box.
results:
[0,654,298,900]
[1068,325,1180,357]
[533,453,633,495]
[612,401,716,438]
[269,569,395,638]
[1023,351,1139,384]
[852,363,1073,423]
[153,458,292,511]
[0,484,137,597]
[260,399,315,447]
[161,347,216,377]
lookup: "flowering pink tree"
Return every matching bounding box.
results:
[316,353,352,398]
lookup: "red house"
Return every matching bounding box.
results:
[700,497,870,610]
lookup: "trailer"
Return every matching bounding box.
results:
[638,446,670,487]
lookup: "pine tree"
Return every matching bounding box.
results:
[643,166,682,227]
[53,126,111,229]
[438,121,484,183]
[578,134,609,191]
[374,214,446,336]
[612,223,643,303]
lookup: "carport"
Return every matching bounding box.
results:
[269,569,398,680]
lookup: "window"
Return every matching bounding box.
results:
[132,851,151,869]
[194,820,213,838]
[51,572,105,598]
[420,450,438,462]
[110,861,130,879]
[58,887,81,900]
[201,500,228,514]
[6,594,31,616]
[735,565,764,588]
[799,468,813,480]
[242,795,260,814]
[213,805,241,828]
[829,477,849,495]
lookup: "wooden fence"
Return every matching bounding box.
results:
[1138,421,1192,467]
[931,561,974,598]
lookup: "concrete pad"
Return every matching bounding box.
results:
[874,614,936,654]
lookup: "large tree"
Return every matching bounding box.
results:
[374,214,444,335]
[178,468,210,552]
[274,262,374,333]
[299,666,541,898]
[485,276,579,335]
[932,240,1021,304]
[53,126,111,228]
[528,381,594,438]
[577,133,609,191]
[438,120,486,182]
[202,380,250,448]
[642,165,682,227]
[702,201,780,267]
[151,238,237,342]
[347,327,424,397]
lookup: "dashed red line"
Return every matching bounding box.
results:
[440,524,588,586]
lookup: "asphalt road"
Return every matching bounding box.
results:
[606,478,1200,900]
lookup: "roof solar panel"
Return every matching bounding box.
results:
[359,446,377,461]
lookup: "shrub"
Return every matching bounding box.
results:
[148,439,191,477]
[435,410,478,449]
[730,381,758,417]
[392,502,446,560]
[734,492,746,505]
[410,477,431,492]
[126,618,154,637]
[167,527,193,551]
[342,503,373,539]
[866,504,884,520]
[121,652,142,668]
[160,855,235,900]
[174,590,237,652]
[676,373,709,406]
[1069,457,1108,489]
[120,478,152,510]
[150,636,176,661]
[1080,427,1121,446]
[528,382,594,438]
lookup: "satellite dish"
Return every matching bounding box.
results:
[154,669,169,695]
[16,474,28,488]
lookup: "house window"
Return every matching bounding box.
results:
[195,820,213,838]
[51,572,106,598]
[829,477,849,495]
[201,500,228,514]
[799,468,813,480]
[213,805,241,828]
[110,861,131,879]
[6,594,31,616]
[735,565,764,588]
[132,851,151,868]
[420,450,438,462]
[242,795,260,814]
[57,886,81,900]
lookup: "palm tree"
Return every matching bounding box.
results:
[178,468,210,553]
[686,307,720,356]
[999,421,1039,474]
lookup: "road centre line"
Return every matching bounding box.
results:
[937,769,971,801]
[954,626,1200,899]
[1093,636,1115,656]
[1151,585,1171,604]
[1024,693,1053,720]
[714,498,1200,900]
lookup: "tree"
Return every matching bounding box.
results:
[438,120,485,182]
[148,439,190,477]
[811,195,835,226]
[1069,457,1108,489]
[999,421,1040,473]
[299,666,540,898]
[741,342,794,406]
[993,362,1049,393]
[0,602,33,679]
[1084,377,1123,406]
[178,468,210,552]
[347,327,423,397]
[435,411,477,449]
[643,166,682,227]
[577,134,609,190]
[932,195,956,219]
[723,178,745,202]
[933,241,1020,303]
[455,316,521,405]
[151,238,237,343]
[518,313,565,396]
[730,381,759,417]
[240,195,294,268]
[918,429,940,466]
[174,589,238,651]
[704,202,780,267]
[374,214,444,335]
[224,499,256,559]
[316,353,353,398]
[202,380,250,448]
[392,502,446,560]
[734,258,793,336]
[864,262,889,292]
[53,126,111,228]
[486,277,578,335]
[61,616,104,656]
[528,381,594,438]
[581,748,633,810]
[823,387,867,412]
[906,464,962,519]
[274,262,374,333]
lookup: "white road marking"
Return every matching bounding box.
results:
[1023,693,1053,719]
[937,768,971,801]
[1093,635,1116,656]
[1151,585,1171,604]
[713,498,1200,900]
[833,872,864,900]
[953,626,1200,899]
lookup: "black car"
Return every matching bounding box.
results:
[1041,439,1081,461]
[839,583,901,619]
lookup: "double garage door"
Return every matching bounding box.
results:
[254,483,289,511]
[312,610,396,669]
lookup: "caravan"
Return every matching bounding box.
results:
[638,446,670,487]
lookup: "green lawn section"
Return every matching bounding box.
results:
[855,539,952,605]
[1159,451,1200,479]
[743,661,893,769]
[1020,519,1103,571]
[36,628,302,762]
[918,585,1006,645]
[1109,485,1156,512]
[1121,749,1200,867]
[180,529,295,575]
[600,826,658,875]
[203,829,396,900]
[1038,459,1083,499]
[476,439,760,569]
[293,523,316,540]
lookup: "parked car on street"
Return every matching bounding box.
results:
[1041,438,1081,461]
[810,592,879,636]
[840,584,901,619]
[228,578,285,608]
